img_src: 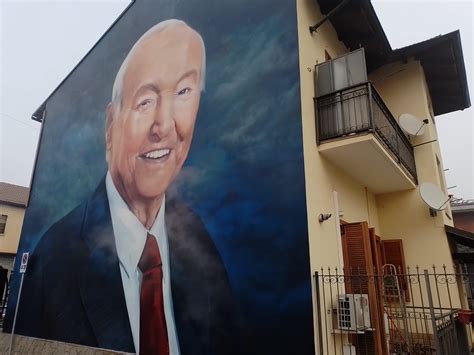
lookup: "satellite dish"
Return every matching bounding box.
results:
[419,182,450,211]
[399,113,428,136]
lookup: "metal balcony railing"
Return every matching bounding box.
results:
[316,82,417,183]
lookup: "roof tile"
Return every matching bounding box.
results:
[0,182,30,207]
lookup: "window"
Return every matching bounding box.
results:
[0,215,7,234]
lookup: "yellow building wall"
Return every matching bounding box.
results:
[297,0,382,273]
[370,60,452,223]
[370,61,460,307]
[297,3,461,351]
[0,203,25,254]
[297,4,386,351]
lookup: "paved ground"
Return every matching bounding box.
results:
[0,332,131,354]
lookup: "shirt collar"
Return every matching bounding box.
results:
[105,172,166,278]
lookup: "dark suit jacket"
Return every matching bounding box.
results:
[14,180,238,354]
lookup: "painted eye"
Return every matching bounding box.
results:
[137,99,153,110]
[177,87,191,96]
[138,99,151,108]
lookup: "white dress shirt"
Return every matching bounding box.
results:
[106,172,181,355]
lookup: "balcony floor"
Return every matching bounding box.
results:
[319,133,416,194]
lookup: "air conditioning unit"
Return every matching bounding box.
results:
[337,294,371,331]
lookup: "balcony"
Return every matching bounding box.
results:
[316,82,417,194]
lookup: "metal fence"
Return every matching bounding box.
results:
[0,270,10,329]
[314,265,472,355]
[316,82,417,183]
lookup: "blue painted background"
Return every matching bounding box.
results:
[6,0,313,353]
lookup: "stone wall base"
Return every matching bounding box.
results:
[0,332,132,354]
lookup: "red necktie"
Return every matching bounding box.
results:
[138,233,169,355]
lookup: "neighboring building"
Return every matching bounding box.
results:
[447,200,474,311]
[448,199,474,267]
[299,0,469,274]
[452,199,474,233]
[0,183,29,271]
[298,0,470,353]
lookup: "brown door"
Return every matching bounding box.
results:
[382,239,410,302]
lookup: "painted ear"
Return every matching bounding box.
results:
[105,103,114,157]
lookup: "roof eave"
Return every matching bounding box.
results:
[391,31,471,116]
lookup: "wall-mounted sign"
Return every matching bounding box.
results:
[19,253,29,274]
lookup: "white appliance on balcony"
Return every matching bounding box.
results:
[337,294,371,331]
[316,49,369,138]
[316,48,368,96]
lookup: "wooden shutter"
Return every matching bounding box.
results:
[382,239,410,302]
[369,229,388,355]
[341,222,385,355]
[341,222,373,281]
[369,229,384,277]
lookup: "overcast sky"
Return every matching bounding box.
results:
[0,0,472,199]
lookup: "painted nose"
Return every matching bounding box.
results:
[151,96,174,138]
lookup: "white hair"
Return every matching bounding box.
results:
[111,19,206,108]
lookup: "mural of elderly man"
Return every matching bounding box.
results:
[14,19,238,355]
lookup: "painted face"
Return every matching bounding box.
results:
[106,25,202,207]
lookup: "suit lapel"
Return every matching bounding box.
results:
[79,180,135,353]
[167,198,210,355]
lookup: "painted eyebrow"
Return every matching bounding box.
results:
[177,69,198,85]
[132,69,199,100]
[134,83,160,99]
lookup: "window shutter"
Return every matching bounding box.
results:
[341,222,373,281]
[341,222,385,355]
[370,228,384,276]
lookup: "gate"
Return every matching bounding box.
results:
[314,265,472,354]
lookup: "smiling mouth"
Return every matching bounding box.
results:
[140,148,171,161]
